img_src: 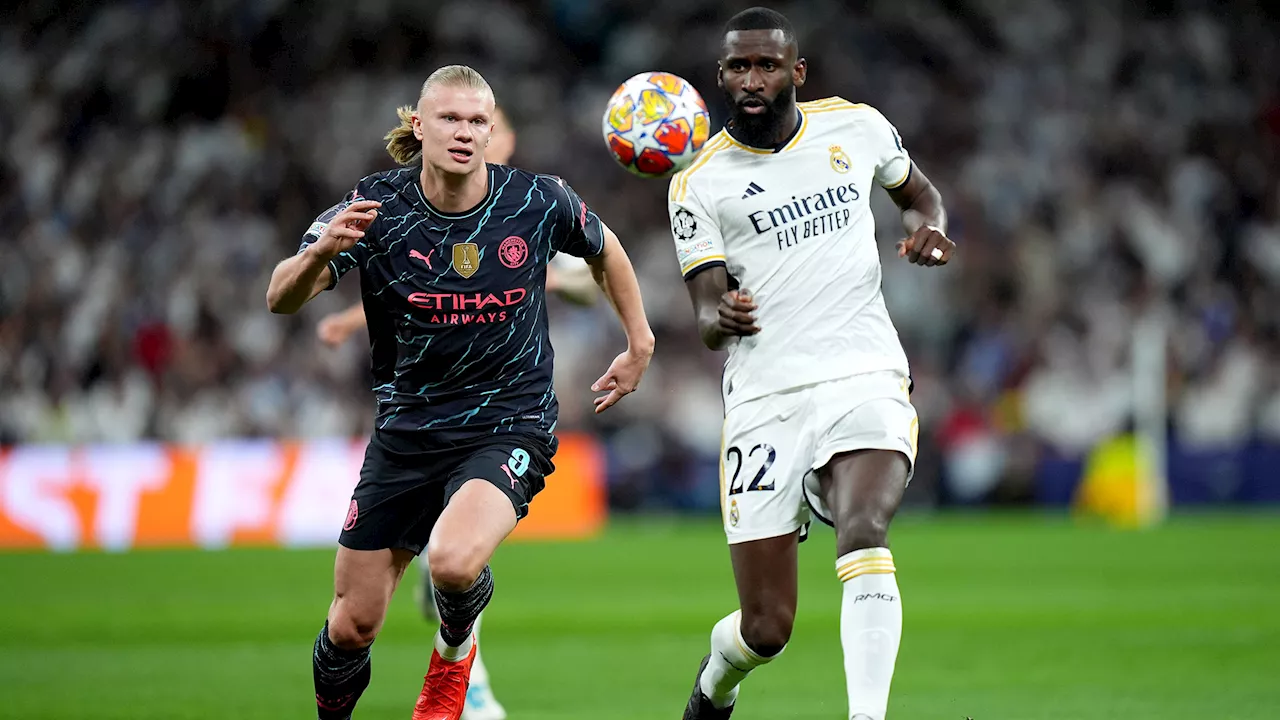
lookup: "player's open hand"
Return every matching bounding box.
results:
[591,346,652,414]
[897,224,954,267]
[316,313,356,347]
[718,289,760,337]
[311,200,381,260]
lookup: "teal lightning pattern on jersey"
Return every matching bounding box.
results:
[299,165,604,443]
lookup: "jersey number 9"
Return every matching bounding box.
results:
[506,448,531,478]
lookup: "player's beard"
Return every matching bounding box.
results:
[725,83,796,149]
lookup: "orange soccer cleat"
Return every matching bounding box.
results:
[411,643,477,720]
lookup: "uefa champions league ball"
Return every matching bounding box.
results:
[602,72,711,179]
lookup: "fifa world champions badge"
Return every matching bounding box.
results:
[453,242,481,278]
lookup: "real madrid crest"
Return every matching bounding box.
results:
[729,499,740,527]
[453,242,481,278]
[829,145,851,174]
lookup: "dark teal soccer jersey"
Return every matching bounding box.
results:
[299,164,604,442]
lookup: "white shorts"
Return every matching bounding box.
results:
[718,370,919,544]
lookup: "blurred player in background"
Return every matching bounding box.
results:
[667,8,954,720]
[313,103,597,720]
[267,65,654,720]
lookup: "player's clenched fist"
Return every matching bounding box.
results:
[896,224,955,267]
[718,289,761,337]
[309,200,382,260]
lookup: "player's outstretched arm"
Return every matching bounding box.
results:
[266,249,337,314]
[684,266,760,351]
[886,165,954,267]
[266,200,380,313]
[317,302,369,347]
[583,225,655,413]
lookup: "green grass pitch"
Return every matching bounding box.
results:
[1,512,1278,719]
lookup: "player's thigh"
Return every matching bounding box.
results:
[426,434,555,587]
[818,450,910,528]
[341,430,449,556]
[427,480,516,588]
[329,545,418,638]
[720,390,813,545]
[333,545,419,604]
[805,372,917,540]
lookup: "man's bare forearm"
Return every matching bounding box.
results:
[590,229,655,354]
[684,267,733,351]
[902,185,946,237]
[888,165,947,237]
[267,247,333,314]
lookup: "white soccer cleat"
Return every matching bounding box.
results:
[461,678,507,720]
[462,637,505,720]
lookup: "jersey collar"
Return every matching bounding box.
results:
[411,164,496,220]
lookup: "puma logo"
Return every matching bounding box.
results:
[409,248,434,269]
[499,463,518,488]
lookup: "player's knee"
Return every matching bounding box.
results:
[835,513,891,555]
[425,539,484,592]
[739,604,794,658]
[328,598,383,649]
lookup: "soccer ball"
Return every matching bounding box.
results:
[602,72,711,179]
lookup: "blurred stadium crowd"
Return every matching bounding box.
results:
[2,0,1278,509]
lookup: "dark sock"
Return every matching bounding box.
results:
[313,621,372,720]
[433,565,494,647]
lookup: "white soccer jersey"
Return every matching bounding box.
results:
[668,97,915,411]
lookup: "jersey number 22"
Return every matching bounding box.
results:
[726,443,776,495]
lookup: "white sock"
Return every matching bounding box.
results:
[469,611,490,683]
[435,629,474,662]
[837,548,902,720]
[699,610,780,709]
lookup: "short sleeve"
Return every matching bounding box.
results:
[297,187,374,290]
[667,184,725,280]
[550,178,605,259]
[867,107,912,190]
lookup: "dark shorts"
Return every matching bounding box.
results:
[339,429,556,554]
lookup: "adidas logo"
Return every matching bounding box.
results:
[741,182,765,199]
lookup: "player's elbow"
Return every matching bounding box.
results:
[265,288,288,314]
[265,280,300,315]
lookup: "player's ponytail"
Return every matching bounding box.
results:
[384,105,421,165]
[384,65,495,166]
